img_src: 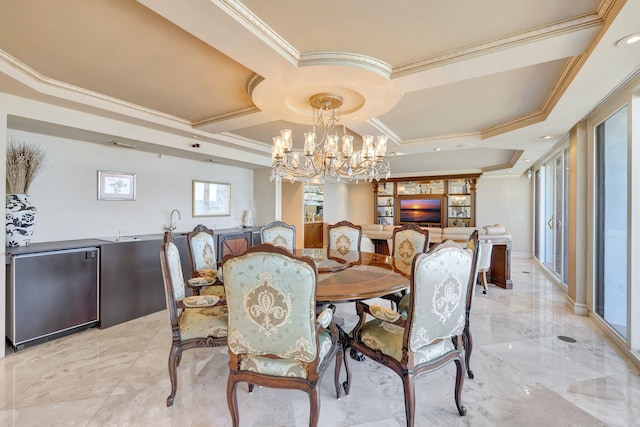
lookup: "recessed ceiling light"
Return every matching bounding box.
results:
[192,135,201,139]
[540,135,553,140]
[616,33,640,47]
[524,158,532,162]
[434,147,442,151]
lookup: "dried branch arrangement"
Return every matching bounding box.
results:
[6,140,46,194]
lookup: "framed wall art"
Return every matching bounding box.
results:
[192,180,231,217]
[98,170,136,201]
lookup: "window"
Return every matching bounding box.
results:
[595,106,628,339]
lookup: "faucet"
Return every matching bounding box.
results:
[168,209,181,232]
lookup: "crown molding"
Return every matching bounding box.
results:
[481,150,524,172]
[212,0,300,65]
[391,5,612,78]
[0,50,191,125]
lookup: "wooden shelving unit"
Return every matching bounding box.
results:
[371,173,481,228]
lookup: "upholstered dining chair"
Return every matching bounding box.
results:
[260,220,296,251]
[360,236,375,253]
[477,240,493,294]
[348,240,473,426]
[382,224,430,307]
[463,231,480,379]
[185,224,225,298]
[222,243,344,427]
[327,220,362,263]
[160,232,228,407]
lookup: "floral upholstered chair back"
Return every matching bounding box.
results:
[392,224,430,264]
[327,221,362,264]
[161,238,187,326]
[260,221,296,251]
[187,224,217,276]
[223,244,321,378]
[406,242,472,363]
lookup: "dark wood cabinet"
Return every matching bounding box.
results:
[217,231,250,258]
[489,241,512,289]
[100,237,182,328]
[304,222,323,248]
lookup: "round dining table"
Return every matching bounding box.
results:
[295,248,412,304]
[296,248,412,365]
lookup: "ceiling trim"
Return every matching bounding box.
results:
[400,130,481,145]
[0,50,192,125]
[368,118,402,146]
[481,56,583,139]
[481,150,524,172]
[298,52,392,78]
[212,0,300,65]
[191,106,262,127]
[391,0,615,78]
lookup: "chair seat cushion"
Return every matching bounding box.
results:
[238,329,333,379]
[200,284,226,297]
[179,305,228,341]
[359,319,454,363]
[398,293,410,314]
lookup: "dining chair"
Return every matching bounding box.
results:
[185,224,225,297]
[222,243,344,427]
[477,240,493,294]
[382,224,430,307]
[360,236,375,253]
[327,220,362,263]
[463,230,480,379]
[160,232,228,407]
[348,240,473,426]
[260,220,296,251]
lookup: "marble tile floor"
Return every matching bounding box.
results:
[1,257,639,426]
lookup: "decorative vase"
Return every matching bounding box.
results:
[6,194,37,247]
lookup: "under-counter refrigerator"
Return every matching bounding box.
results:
[7,247,99,351]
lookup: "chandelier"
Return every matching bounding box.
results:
[270,93,391,182]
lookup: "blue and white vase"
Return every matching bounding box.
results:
[6,194,37,247]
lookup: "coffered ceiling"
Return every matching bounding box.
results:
[1,0,639,177]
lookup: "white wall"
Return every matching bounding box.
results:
[8,129,254,242]
[323,181,350,224]
[476,175,532,256]
[254,168,276,226]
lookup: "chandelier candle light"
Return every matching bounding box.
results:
[270,93,391,182]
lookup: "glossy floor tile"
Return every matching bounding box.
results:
[1,258,639,426]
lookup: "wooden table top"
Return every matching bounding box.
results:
[295,249,412,304]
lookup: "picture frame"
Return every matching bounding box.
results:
[192,180,231,217]
[97,170,136,201]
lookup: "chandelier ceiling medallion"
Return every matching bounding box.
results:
[270,93,391,182]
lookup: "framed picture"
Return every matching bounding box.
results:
[192,180,231,217]
[98,170,136,201]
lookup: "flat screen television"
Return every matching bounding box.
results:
[399,197,442,224]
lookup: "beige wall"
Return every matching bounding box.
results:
[281,181,303,249]
[475,175,532,256]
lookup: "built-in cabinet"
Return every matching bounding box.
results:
[304,222,324,248]
[5,227,263,350]
[372,173,481,227]
[303,184,324,248]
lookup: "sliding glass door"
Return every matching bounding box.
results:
[595,106,628,339]
[535,147,569,286]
